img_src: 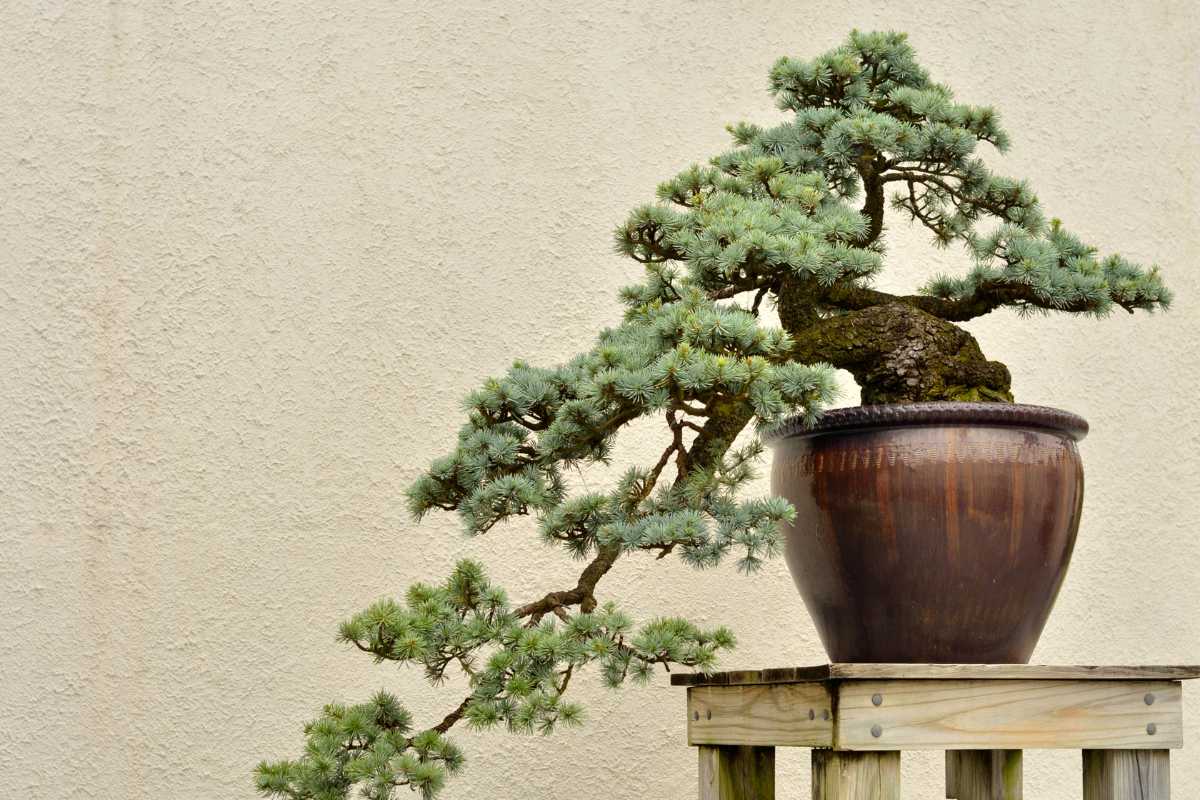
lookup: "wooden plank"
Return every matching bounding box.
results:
[698,745,775,800]
[1083,750,1169,799]
[812,750,900,800]
[837,680,1181,751]
[673,665,835,686]
[687,683,833,747]
[829,665,1200,682]
[671,664,1200,687]
[955,750,1022,799]
[946,750,961,798]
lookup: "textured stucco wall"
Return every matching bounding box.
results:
[2,1,1198,798]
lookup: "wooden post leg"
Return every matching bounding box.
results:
[1083,750,1169,799]
[698,745,774,799]
[946,751,961,798]
[812,750,900,799]
[955,750,1022,799]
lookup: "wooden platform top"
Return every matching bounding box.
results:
[670,663,1200,686]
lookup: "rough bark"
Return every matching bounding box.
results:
[778,277,1012,404]
[514,543,621,619]
[692,399,756,468]
[858,155,886,247]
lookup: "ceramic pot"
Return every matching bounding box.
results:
[766,402,1087,663]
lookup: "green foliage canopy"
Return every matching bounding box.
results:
[615,29,1169,320]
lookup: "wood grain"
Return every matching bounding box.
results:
[698,745,775,800]
[955,750,1022,799]
[687,683,833,747]
[837,680,1181,750]
[829,665,1200,682]
[946,750,961,798]
[670,664,1200,687]
[1083,749,1169,799]
[672,666,835,686]
[812,750,901,799]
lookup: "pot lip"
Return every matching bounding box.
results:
[763,401,1089,444]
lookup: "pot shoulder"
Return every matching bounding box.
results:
[765,402,1088,444]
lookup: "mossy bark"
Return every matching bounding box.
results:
[778,279,1013,404]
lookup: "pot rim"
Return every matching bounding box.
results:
[764,401,1088,444]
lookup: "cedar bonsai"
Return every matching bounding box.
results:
[256,30,1170,799]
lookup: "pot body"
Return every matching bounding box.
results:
[768,403,1086,664]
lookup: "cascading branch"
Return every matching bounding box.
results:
[258,30,1170,798]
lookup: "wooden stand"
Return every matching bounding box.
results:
[673,664,1199,799]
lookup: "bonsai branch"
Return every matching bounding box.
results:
[707,274,777,301]
[418,405,756,740]
[751,285,770,315]
[627,222,684,264]
[645,411,688,497]
[430,695,473,735]
[514,543,622,621]
[819,279,1120,321]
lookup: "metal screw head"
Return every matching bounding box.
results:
[1147,723,1158,736]
[1145,693,1156,706]
[706,710,712,720]
[692,710,699,721]
[870,724,883,738]
[871,693,883,707]
[808,709,815,720]
[822,709,830,721]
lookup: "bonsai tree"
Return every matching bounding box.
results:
[256,30,1170,799]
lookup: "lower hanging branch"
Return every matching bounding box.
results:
[257,282,840,799]
[256,555,737,800]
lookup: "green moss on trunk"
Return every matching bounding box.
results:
[780,283,1013,404]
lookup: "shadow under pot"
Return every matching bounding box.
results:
[766,402,1087,664]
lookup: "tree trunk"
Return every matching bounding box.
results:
[778,282,1012,404]
[858,155,886,246]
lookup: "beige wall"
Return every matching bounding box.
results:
[3,1,1198,797]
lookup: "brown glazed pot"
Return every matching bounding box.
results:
[766,403,1087,664]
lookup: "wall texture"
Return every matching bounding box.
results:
[2,1,1198,798]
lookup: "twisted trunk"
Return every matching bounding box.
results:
[858,154,886,246]
[778,278,1012,404]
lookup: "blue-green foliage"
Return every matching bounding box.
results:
[406,287,834,560]
[617,157,884,294]
[616,29,1169,316]
[926,220,1171,315]
[256,691,459,800]
[257,562,733,800]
